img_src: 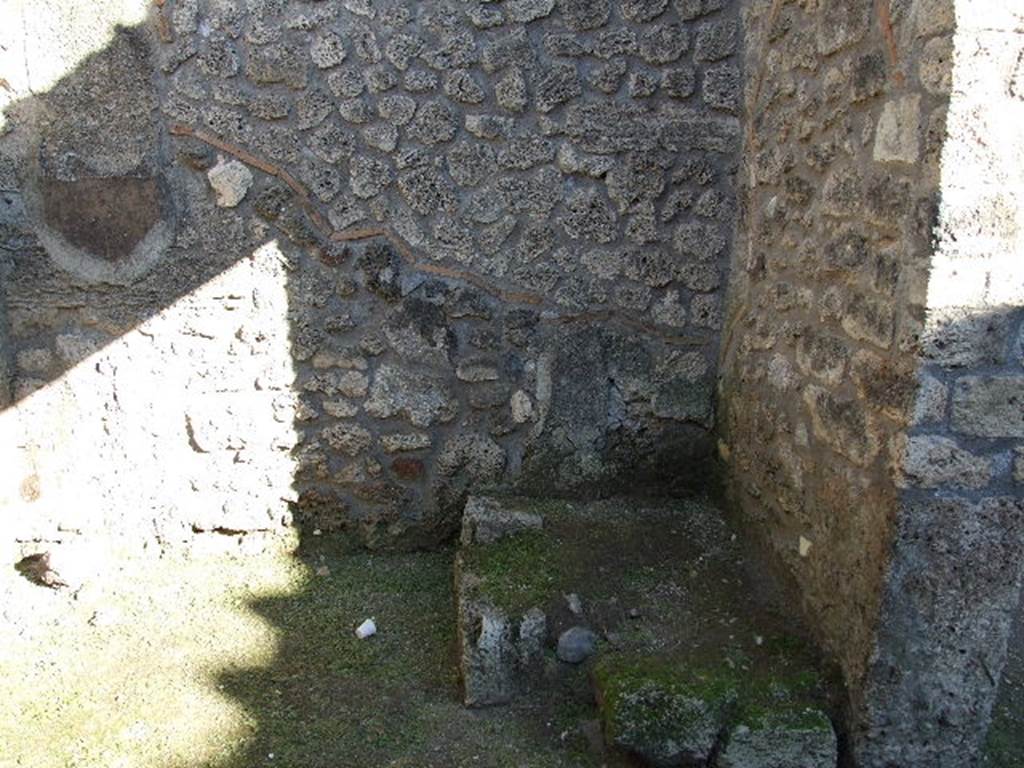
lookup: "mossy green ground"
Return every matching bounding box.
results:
[0,535,602,768]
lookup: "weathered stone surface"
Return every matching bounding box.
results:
[408,101,458,145]
[952,376,1024,438]
[557,626,598,663]
[460,496,543,546]
[507,0,555,24]
[559,0,610,31]
[1,0,741,567]
[694,20,738,63]
[207,158,253,207]
[534,62,582,113]
[364,365,457,428]
[436,433,507,516]
[874,96,922,165]
[901,435,993,490]
[717,714,838,768]
[563,189,618,243]
[598,670,725,766]
[640,24,689,65]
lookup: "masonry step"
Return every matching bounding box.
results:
[454,495,840,767]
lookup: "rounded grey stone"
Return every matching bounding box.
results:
[557,626,599,663]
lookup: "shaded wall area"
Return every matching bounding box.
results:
[1,0,744,557]
[721,0,1023,765]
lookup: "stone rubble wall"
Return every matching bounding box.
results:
[722,0,1024,764]
[721,0,941,698]
[0,0,743,551]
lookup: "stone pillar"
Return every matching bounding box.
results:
[722,0,1023,764]
[854,2,1024,765]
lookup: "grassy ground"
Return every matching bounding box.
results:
[1,535,604,768]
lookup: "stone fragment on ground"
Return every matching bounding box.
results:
[557,626,598,664]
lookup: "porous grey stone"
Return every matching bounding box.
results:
[534,62,582,113]
[482,28,535,74]
[497,137,555,171]
[364,364,457,428]
[310,32,347,68]
[349,156,392,199]
[663,66,696,99]
[557,626,598,663]
[465,114,515,139]
[447,141,498,187]
[247,43,307,88]
[327,67,365,98]
[495,69,529,113]
[901,435,993,490]
[703,63,741,113]
[952,376,1024,438]
[694,19,738,62]
[565,102,659,154]
[559,0,610,31]
[589,58,628,94]
[363,123,398,152]
[296,89,333,129]
[377,94,417,126]
[384,33,423,70]
[595,29,638,59]
[444,69,486,104]
[365,65,398,93]
[499,168,562,216]
[321,422,372,456]
[403,68,438,92]
[507,0,556,23]
[380,432,432,453]
[398,166,457,214]
[621,0,668,23]
[640,24,689,64]
[607,152,667,213]
[563,189,618,243]
[408,100,458,145]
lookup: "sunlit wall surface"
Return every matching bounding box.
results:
[0,243,299,553]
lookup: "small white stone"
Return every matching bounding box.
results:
[566,593,583,615]
[511,389,535,423]
[355,618,377,639]
[207,157,253,208]
[799,536,813,558]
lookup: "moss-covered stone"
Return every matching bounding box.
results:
[594,657,740,766]
[593,645,837,768]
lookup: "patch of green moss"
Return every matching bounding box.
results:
[594,656,740,745]
[983,712,1024,767]
[462,529,561,615]
[594,644,834,749]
